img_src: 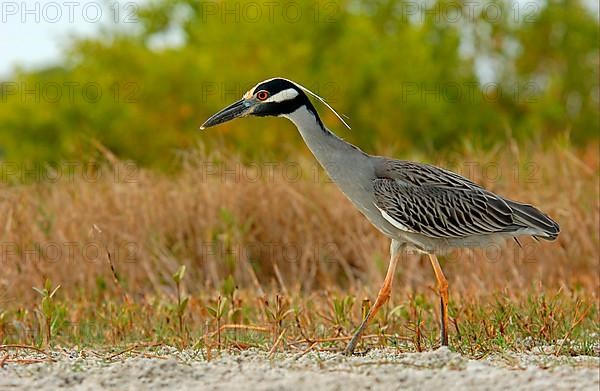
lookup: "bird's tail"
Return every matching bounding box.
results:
[508,200,560,240]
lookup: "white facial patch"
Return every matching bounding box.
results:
[264,88,299,103]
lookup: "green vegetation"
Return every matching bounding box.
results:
[1,286,597,357]
[0,0,598,168]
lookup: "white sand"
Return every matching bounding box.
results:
[1,347,598,390]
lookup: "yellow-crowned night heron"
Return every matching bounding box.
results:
[200,77,560,355]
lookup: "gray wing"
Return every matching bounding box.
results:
[373,158,559,239]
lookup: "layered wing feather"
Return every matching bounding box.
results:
[373,159,559,240]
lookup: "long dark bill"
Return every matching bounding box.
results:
[199,99,249,129]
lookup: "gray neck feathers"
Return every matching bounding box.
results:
[281,105,373,191]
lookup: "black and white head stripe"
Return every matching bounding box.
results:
[246,78,351,129]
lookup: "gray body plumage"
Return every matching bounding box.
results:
[283,106,559,254]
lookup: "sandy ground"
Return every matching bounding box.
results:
[1,347,598,390]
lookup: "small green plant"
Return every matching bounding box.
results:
[332,295,355,328]
[172,265,190,335]
[207,295,228,350]
[32,279,65,344]
[263,295,293,344]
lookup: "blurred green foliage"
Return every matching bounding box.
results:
[0,0,598,168]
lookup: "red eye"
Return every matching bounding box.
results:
[256,90,269,101]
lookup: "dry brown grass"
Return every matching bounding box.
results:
[0,142,598,303]
[0,142,598,352]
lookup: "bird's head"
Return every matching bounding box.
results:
[199,77,350,130]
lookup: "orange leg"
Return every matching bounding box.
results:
[428,254,449,346]
[344,241,401,355]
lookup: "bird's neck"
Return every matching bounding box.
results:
[281,105,370,182]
